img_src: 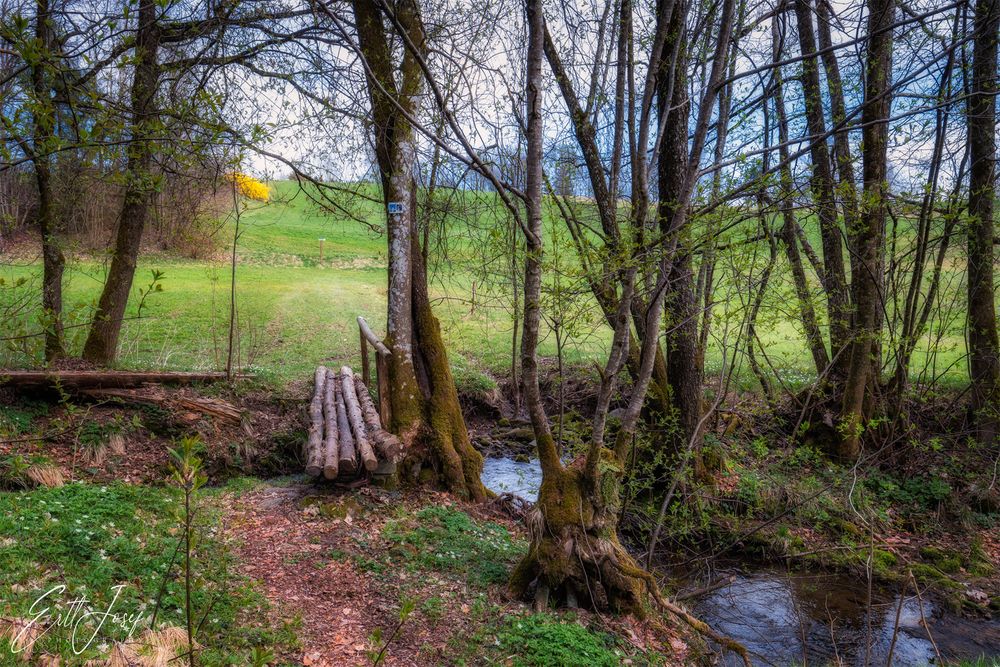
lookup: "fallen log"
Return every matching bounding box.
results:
[322,369,339,480]
[352,374,382,429]
[78,388,244,425]
[335,378,357,477]
[305,367,326,477]
[353,374,401,462]
[340,367,378,471]
[0,370,239,389]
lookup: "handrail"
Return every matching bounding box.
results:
[357,316,392,428]
[357,316,390,356]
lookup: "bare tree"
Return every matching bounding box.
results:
[839,0,894,460]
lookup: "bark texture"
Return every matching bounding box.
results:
[82,0,161,364]
[30,0,65,361]
[352,0,485,500]
[839,0,893,460]
[967,0,1000,445]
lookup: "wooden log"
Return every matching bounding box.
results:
[305,367,326,477]
[0,370,240,389]
[322,369,339,480]
[357,316,390,355]
[335,377,357,476]
[340,367,378,471]
[352,374,402,462]
[370,428,402,463]
[78,388,244,424]
[353,374,382,430]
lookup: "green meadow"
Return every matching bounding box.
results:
[0,181,970,390]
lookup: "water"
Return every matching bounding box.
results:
[692,570,1000,666]
[481,456,542,501]
[480,456,1000,666]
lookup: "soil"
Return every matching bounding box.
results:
[223,483,689,666]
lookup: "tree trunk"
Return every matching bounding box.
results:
[30,0,65,362]
[508,0,645,612]
[771,12,830,376]
[82,0,161,364]
[839,0,893,460]
[352,0,485,500]
[793,0,851,370]
[967,0,1000,444]
[657,9,706,475]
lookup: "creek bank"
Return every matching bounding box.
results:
[480,455,1000,666]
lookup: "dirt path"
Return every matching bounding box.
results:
[224,482,527,666]
[223,481,687,666]
[226,483,397,666]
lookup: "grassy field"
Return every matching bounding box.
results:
[0,180,972,390]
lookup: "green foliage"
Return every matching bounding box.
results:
[494,614,627,667]
[382,505,524,587]
[0,400,49,436]
[736,470,764,517]
[0,479,296,663]
[865,472,952,510]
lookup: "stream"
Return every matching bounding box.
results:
[480,456,1000,666]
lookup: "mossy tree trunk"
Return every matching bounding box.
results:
[966,0,1000,446]
[838,0,893,461]
[29,0,66,362]
[352,0,486,501]
[509,0,670,614]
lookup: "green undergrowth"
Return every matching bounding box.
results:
[451,612,667,667]
[644,428,1000,610]
[0,480,298,665]
[381,505,525,588]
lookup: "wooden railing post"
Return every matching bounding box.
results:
[357,316,392,429]
[376,352,391,428]
[359,325,370,387]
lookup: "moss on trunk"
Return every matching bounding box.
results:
[508,458,645,615]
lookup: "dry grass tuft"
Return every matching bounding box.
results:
[26,465,65,488]
[0,616,44,662]
[106,626,193,667]
[108,433,126,456]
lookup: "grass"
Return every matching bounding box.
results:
[449,611,667,667]
[0,180,975,390]
[381,505,525,588]
[0,480,298,665]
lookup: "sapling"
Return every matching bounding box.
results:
[169,435,207,666]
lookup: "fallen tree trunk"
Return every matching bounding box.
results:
[0,370,239,389]
[322,368,340,480]
[340,367,378,471]
[78,388,244,424]
[305,366,326,477]
[335,379,357,476]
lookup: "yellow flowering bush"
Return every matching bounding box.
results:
[227,172,270,202]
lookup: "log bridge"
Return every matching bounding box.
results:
[302,317,401,482]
